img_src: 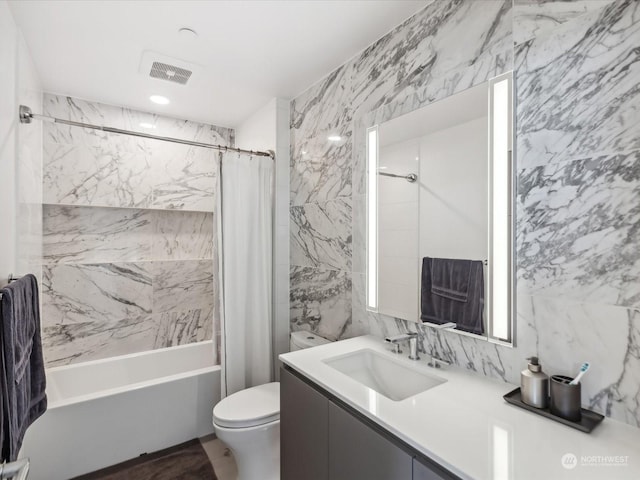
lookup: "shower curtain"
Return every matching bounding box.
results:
[218,151,274,397]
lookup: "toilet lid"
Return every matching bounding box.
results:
[213,382,280,428]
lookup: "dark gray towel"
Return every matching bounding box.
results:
[421,257,484,335]
[0,274,47,462]
[430,258,472,302]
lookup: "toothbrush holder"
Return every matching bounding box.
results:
[550,375,582,422]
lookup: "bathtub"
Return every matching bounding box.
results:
[20,341,221,480]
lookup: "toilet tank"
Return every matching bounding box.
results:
[289,331,331,351]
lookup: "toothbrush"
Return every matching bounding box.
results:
[569,362,590,385]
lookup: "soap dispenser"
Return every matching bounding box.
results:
[521,357,549,409]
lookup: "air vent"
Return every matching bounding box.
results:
[150,62,192,85]
[138,51,200,86]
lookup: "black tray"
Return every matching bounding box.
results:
[503,388,604,433]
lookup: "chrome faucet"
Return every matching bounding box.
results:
[427,352,451,369]
[384,333,420,360]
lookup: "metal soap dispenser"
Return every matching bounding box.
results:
[521,357,549,408]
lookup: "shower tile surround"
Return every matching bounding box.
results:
[41,94,232,366]
[290,0,640,427]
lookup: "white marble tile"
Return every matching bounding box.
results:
[40,93,226,367]
[153,307,214,349]
[43,140,153,208]
[516,1,640,168]
[518,295,640,426]
[350,0,512,119]
[43,205,152,264]
[43,93,234,146]
[290,128,352,206]
[513,0,616,45]
[152,210,214,260]
[42,262,152,327]
[290,61,356,152]
[151,260,215,314]
[43,94,227,211]
[290,198,352,271]
[290,266,351,342]
[42,316,156,367]
[150,142,217,211]
[516,151,640,307]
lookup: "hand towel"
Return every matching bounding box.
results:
[430,258,472,302]
[420,257,485,335]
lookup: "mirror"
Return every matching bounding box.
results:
[366,72,514,345]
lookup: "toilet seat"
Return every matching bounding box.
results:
[213,382,280,428]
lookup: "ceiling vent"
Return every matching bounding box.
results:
[138,51,200,86]
[149,62,192,85]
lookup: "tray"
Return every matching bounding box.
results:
[503,388,604,433]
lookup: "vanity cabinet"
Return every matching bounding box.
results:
[281,364,329,480]
[281,366,460,480]
[329,400,412,479]
[414,457,455,480]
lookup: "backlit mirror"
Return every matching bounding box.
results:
[366,72,514,345]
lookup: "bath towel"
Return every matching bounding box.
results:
[421,257,484,335]
[0,274,47,462]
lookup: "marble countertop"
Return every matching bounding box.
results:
[279,335,640,480]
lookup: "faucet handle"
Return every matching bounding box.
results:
[428,355,451,369]
[385,333,417,343]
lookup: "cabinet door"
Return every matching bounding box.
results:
[413,457,460,480]
[329,401,412,480]
[280,367,329,480]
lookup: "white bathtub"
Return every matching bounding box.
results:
[20,341,221,480]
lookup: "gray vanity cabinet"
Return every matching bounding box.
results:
[413,457,458,480]
[329,401,412,480]
[281,366,460,480]
[281,366,329,480]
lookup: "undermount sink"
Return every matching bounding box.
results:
[323,349,446,401]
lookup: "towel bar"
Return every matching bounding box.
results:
[0,274,23,299]
[0,458,29,480]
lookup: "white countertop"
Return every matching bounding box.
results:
[279,335,640,480]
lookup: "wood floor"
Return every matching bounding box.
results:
[74,437,238,480]
[199,436,238,480]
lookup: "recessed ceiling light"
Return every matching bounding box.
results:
[179,27,198,39]
[139,122,156,129]
[302,150,307,155]
[328,135,341,142]
[150,95,170,105]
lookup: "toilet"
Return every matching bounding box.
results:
[212,331,330,480]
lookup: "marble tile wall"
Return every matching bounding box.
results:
[290,0,640,427]
[41,95,231,366]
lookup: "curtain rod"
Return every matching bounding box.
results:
[19,105,274,159]
[378,171,417,182]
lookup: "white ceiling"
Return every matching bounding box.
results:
[8,0,427,128]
